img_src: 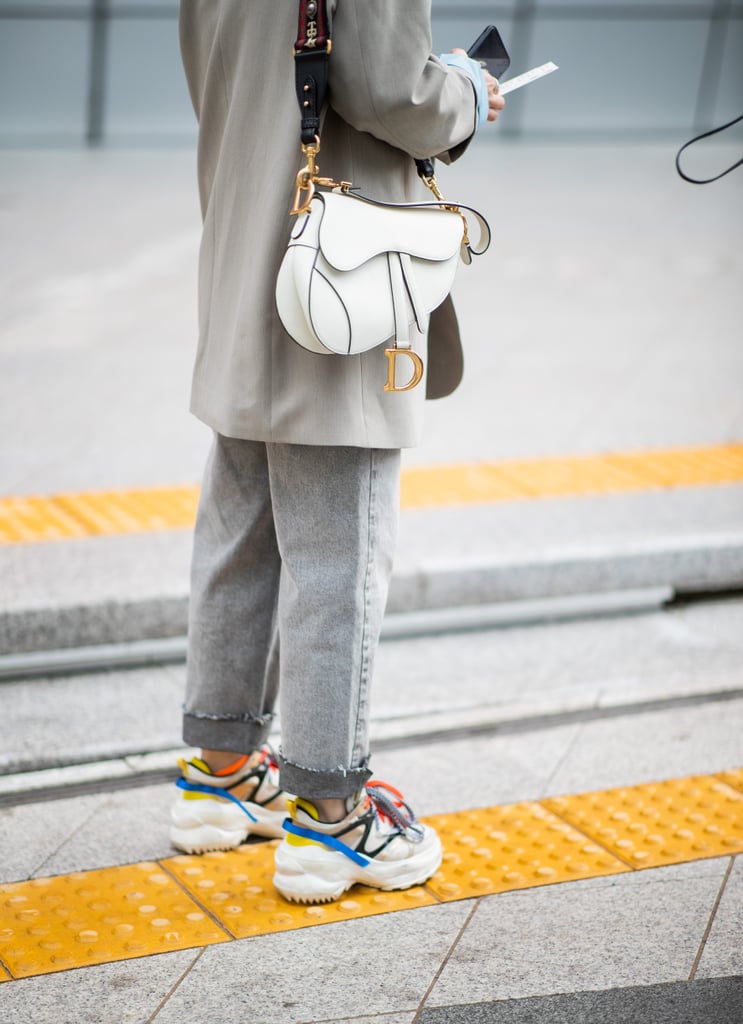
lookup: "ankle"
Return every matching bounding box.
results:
[200,749,250,774]
[308,797,347,823]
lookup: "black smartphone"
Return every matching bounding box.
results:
[468,25,510,79]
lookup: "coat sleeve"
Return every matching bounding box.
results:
[328,0,478,162]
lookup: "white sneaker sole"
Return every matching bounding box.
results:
[170,796,287,854]
[273,827,442,903]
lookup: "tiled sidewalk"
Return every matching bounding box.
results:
[1,770,742,982]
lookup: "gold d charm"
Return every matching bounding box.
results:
[383,347,424,393]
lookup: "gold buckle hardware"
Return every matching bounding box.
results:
[289,136,352,216]
[422,173,444,202]
[290,167,316,216]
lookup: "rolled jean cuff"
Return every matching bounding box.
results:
[182,708,274,754]
[278,751,372,800]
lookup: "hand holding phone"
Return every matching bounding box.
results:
[468,25,559,95]
[467,25,510,80]
[468,23,560,97]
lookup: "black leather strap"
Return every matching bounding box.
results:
[675,114,743,184]
[294,51,329,145]
[293,0,435,181]
[414,157,435,181]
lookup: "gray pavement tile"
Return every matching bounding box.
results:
[10,592,743,784]
[0,792,104,883]
[384,693,743,817]
[544,696,743,796]
[0,666,185,773]
[31,782,176,878]
[0,948,200,1024]
[370,724,581,817]
[374,597,743,727]
[418,976,743,1024]
[319,1017,415,1024]
[151,903,471,1024]
[695,856,743,980]
[554,856,730,888]
[426,859,730,1005]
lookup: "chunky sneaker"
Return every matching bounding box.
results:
[273,780,442,903]
[170,745,289,854]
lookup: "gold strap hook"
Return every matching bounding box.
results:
[290,167,316,216]
[421,173,470,247]
[290,136,322,216]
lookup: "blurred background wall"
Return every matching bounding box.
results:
[0,0,740,147]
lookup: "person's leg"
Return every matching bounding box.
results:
[267,443,400,801]
[266,442,442,902]
[170,433,287,853]
[183,433,280,750]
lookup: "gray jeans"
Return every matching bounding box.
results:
[183,434,401,799]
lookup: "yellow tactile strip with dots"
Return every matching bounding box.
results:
[0,863,229,980]
[166,850,438,941]
[1,769,741,981]
[543,774,743,869]
[2,443,743,543]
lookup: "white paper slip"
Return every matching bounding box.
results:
[498,62,559,95]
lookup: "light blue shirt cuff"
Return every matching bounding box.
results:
[438,53,488,129]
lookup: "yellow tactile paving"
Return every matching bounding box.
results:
[1,443,743,544]
[164,844,436,939]
[0,862,228,979]
[544,775,743,869]
[477,454,644,500]
[0,496,91,543]
[399,443,743,509]
[423,801,629,902]
[717,768,743,795]
[1,769,740,981]
[0,486,200,544]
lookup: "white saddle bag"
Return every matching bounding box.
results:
[276,189,485,356]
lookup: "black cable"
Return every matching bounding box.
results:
[675,113,743,184]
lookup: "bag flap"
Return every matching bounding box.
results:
[316,192,464,272]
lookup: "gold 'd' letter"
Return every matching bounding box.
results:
[383,347,424,393]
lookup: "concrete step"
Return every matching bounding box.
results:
[2,594,742,800]
[2,485,743,655]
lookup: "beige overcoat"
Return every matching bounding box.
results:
[179,0,479,448]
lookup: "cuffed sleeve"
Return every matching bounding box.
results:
[438,53,488,128]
